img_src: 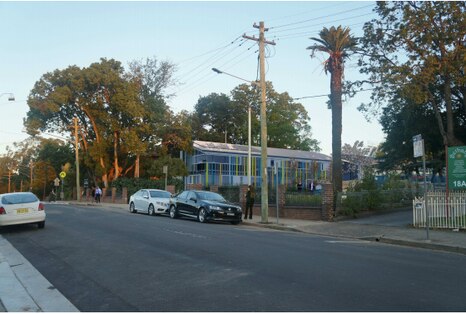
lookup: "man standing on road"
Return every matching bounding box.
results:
[95,186,102,203]
[244,185,255,220]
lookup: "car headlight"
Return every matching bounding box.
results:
[209,205,221,210]
[237,207,242,212]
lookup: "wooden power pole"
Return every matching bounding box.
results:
[243,22,275,223]
[74,117,81,201]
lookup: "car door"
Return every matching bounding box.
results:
[174,191,188,214]
[185,191,198,216]
[134,190,146,212]
[140,190,150,212]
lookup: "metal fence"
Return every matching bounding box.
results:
[413,191,466,229]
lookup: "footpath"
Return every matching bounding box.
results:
[0,201,465,312]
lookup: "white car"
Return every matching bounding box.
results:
[129,189,172,216]
[0,192,46,228]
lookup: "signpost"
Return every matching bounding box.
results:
[413,135,429,240]
[447,146,466,190]
[59,172,66,200]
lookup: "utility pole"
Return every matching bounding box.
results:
[74,117,81,201]
[243,21,275,223]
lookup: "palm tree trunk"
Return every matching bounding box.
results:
[330,68,343,196]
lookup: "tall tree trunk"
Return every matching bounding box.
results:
[135,154,140,178]
[81,106,108,188]
[114,130,119,180]
[330,66,343,197]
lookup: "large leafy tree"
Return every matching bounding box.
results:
[193,83,320,151]
[307,26,357,195]
[25,57,176,187]
[125,57,177,177]
[378,94,445,173]
[356,1,466,149]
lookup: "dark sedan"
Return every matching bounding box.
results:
[169,190,242,224]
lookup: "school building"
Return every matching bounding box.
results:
[181,140,333,189]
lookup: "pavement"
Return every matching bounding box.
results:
[0,201,465,312]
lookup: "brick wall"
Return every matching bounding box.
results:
[321,183,334,221]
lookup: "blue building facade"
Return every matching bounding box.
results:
[182,141,332,189]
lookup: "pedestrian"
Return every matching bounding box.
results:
[95,186,102,203]
[91,186,96,202]
[244,185,255,220]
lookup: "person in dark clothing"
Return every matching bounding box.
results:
[244,185,255,219]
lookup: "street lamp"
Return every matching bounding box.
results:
[212,68,257,186]
[0,93,15,101]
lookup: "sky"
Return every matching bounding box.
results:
[0,1,385,156]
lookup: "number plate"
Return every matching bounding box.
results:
[16,208,29,214]
[227,213,235,216]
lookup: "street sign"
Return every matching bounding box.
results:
[54,178,60,187]
[413,135,424,158]
[59,171,66,179]
[448,146,466,190]
[83,179,89,188]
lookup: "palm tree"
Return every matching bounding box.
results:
[307,26,357,198]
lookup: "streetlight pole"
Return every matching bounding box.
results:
[212,68,255,185]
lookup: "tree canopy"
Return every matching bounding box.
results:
[356,1,465,149]
[192,82,321,151]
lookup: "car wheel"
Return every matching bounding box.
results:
[129,202,136,213]
[198,208,207,223]
[148,204,156,216]
[38,221,45,229]
[169,205,178,219]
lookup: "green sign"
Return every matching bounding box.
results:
[448,146,466,190]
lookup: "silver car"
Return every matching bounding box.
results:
[0,192,46,228]
[129,189,171,216]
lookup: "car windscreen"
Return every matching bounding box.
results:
[150,191,171,198]
[197,192,226,202]
[1,193,39,205]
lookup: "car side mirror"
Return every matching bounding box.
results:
[190,197,197,202]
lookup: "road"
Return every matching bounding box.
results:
[1,204,466,311]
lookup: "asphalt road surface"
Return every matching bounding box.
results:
[2,204,466,311]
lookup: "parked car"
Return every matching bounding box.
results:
[169,190,242,224]
[0,192,45,228]
[129,189,172,215]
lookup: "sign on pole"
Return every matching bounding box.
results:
[448,146,466,190]
[54,178,60,187]
[413,134,429,240]
[413,134,424,158]
[59,171,66,179]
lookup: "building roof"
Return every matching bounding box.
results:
[193,140,331,162]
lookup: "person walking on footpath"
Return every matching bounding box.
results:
[95,186,102,203]
[244,185,255,220]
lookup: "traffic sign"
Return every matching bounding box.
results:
[54,178,60,186]
[412,134,424,158]
[59,171,66,179]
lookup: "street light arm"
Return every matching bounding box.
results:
[0,92,15,101]
[211,68,258,86]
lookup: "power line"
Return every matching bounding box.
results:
[268,3,374,31]
[293,88,375,101]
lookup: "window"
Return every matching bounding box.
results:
[1,193,38,205]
